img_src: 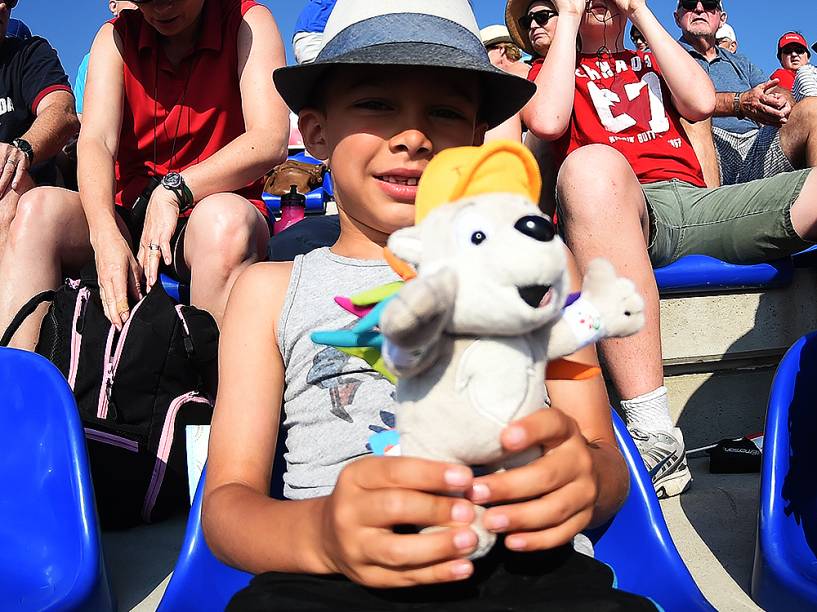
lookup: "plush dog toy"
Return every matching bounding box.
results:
[376,141,645,558]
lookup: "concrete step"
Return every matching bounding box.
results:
[660,268,817,368]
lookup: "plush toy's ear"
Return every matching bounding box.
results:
[387,226,423,266]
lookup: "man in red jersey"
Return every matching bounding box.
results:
[525,0,816,499]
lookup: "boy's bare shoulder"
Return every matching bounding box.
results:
[228,261,295,327]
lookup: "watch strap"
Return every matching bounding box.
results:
[12,138,34,164]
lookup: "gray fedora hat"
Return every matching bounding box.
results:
[274,0,536,129]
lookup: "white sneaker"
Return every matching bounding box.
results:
[628,427,692,499]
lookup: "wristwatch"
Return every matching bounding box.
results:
[11,138,34,165]
[161,172,194,213]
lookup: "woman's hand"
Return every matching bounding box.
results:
[554,0,588,18]
[610,0,648,18]
[137,186,180,290]
[468,408,600,552]
[93,227,142,330]
[319,456,480,588]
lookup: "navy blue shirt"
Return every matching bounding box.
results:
[678,38,766,134]
[294,0,337,35]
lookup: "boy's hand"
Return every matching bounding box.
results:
[468,408,600,552]
[319,456,481,588]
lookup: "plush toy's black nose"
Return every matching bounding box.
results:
[515,216,556,242]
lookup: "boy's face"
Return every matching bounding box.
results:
[300,65,487,238]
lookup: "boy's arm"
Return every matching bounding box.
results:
[520,0,586,141]
[468,250,629,550]
[681,117,720,187]
[203,262,330,574]
[204,263,484,584]
[625,2,715,121]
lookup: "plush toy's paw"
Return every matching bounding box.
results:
[381,267,458,349]
[469,505,497,560]
[581,259,645,338]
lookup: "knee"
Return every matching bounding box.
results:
[9,188,62,245]
[793,96,817,124]
[556,145,641,222]
[190,196,260,266]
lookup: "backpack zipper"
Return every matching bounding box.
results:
[96,296,147,420]
[142,391,212,521]
[67,287,90,390]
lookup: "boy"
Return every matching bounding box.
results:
[204,1,654,609]
[523,0,815,497]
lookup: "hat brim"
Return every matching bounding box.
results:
[274,43,536,130]
[505,0,536,55]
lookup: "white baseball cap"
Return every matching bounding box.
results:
[716,23,737,43]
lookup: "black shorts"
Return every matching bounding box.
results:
[115,206,192,284]
[227,544,655,612]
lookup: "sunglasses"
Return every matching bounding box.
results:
[520,10,558,30]
[678,0,721,11]
[2,0,18,8]
[781,45,807,55]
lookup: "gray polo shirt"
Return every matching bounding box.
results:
[678,37,766,134]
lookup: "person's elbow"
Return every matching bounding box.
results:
[524,109,570,142]
[679,86,716,122]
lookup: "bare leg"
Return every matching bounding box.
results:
[779,97,817,169]
[0,174,35,263]
[182,194,270,326]
[555,145,663,400]
[0,188,94,349]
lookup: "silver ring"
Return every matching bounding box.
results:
[5,160,14,166]
[148,243,161,251]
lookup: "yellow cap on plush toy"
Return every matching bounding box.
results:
[415,140,542,223]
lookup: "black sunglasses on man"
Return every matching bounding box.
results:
[678,0,721,11]
[520,9,558,30]
[2,0,19,9]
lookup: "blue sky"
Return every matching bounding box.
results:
[12,1,814,86]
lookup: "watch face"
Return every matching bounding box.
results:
[162,172,183,189]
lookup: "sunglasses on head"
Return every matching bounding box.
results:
[678,0,721,11]
[520,10,558,30]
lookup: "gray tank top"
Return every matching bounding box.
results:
[278,247,399,500]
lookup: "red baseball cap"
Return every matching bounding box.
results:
[777,32,810,57]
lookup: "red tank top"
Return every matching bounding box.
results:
[556,50,705,187]
[113,0,265,214]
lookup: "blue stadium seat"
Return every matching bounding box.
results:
[654,255,793,295]
[0,348,114,611]
[159,411,709,611]
[157,466,252,611]
[263,152,332,221]
[589,412,713,611]
[161,274,186,303]
[752,332,817,611]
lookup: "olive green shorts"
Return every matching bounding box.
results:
[645,169,813,267]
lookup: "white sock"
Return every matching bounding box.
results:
[620,386,674,433]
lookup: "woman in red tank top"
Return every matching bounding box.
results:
[0,0,289,349]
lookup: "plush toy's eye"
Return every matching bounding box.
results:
[455,211,493,250]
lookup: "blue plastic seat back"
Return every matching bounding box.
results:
[158,465,252,612]
[589,412,713,611]
[0,348,113,611]
[654,255,793,295]
[752,332,817,611]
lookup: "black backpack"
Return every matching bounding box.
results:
[1,269,219,528]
